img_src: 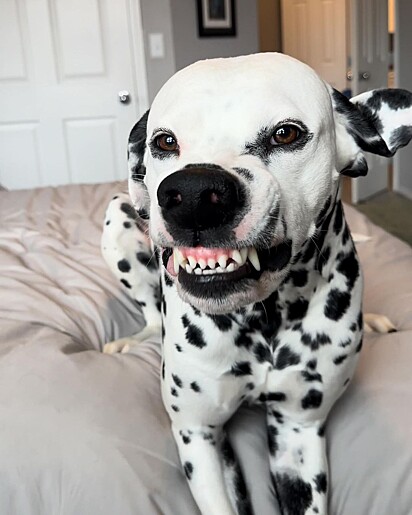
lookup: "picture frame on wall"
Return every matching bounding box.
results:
[196,0,236,38]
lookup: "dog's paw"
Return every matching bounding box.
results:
[364,313,397,333]
[103,337,137,354]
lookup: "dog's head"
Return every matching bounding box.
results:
[128,53,412,314]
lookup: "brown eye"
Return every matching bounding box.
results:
[271,125,300,145]
[156,134,178,151]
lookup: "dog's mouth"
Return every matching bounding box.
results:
[161,242,292,298]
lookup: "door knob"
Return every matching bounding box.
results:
[359,72,370,80]
[118,90,131,104]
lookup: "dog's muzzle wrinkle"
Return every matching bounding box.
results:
[157,167,246,237]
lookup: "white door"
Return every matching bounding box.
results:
[0,0,148,190]
[350,0,389,202]
[281,0,347,90]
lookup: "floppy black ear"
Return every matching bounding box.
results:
[331,87,412,177]
[128,109,150,217]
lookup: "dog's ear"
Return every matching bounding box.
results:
[330,87,412,177]
[128,109,150,218]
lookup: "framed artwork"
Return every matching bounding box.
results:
[196,0,236,37]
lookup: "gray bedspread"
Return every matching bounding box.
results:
[0,182,411,515]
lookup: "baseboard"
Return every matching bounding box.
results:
[394,184,412,200]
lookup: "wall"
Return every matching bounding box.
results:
[394,0,412,199]
[140,0,176,103]
[257,0,281,52]
[170,0,259,72]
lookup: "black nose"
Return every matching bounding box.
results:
[157,167,245,232]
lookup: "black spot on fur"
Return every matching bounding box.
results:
[117,259,131,273]
[120,278,131,289]
[318,423,326,437]
[267,425,279,455]
[288,269,309,287]
[136,251,157,270]
[162,361,165,379]
[275,346,301,369]
[235,329,254,349]
[301,332,331,351]
[231,361,252,376]
[105,220,110,225]
[287,298,309,320]
[333,202,344,234]
[246,382,255,390]
[208,314,232,331]
[182,435,191,444]
[355,338,363,353]
[233,167,254,181]
[120,202,137,219]
[349,322,357,332]
[307,359,317,370]
[272,410,284,424]
[324,289,351,320]
[172,374,183,388]
[301,370,323,382]
[221,438,236,467]
[175,343,182,352]
[171,405,179,412]
[254,343,273,364]
[259,392,287,402]
[333,354,348,365]
[273,473,313,515]
[123,221,132,229]
[314,472,327,494]
[164,273,173,287]
[136,300,146,307]
[301,389,323,409]
[182,317,207,349]
[183,461,193,480]
[190,381,201,392]
[171,387,178,397]
[337,251,359,289]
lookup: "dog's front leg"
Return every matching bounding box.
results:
[171,423,251,515]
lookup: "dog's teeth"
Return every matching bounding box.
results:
[173,249,180,275]
[248,247,261,271]
[240,248,248,262]
[232,250,243,265]
[218,255,228,269]
[185,264,193,274]
[207,258,216,269]
[226,263,236,272]
[198,258,207,270]
[176,249,187,268]
[188,256,197,269]
[194,267,202,275]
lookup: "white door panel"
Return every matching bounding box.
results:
[0,0,147,189]
[351,0,389,202]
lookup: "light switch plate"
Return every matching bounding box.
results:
[149,33,165,59]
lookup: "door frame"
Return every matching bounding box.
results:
[128,0,149,116]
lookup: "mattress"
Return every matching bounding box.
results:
[0,181,411,515]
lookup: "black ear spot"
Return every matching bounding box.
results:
[128,109,150,183]
[340,154,368,178]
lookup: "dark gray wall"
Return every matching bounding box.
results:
[395,0,412,198]
[170,0,259,71]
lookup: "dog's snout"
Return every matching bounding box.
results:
[157,167,245,232]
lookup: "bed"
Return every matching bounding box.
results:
[0,181,411,515]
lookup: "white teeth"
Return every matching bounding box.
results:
[185,264,193,274]
[218,255,228,269]
[198,258,207,270]
[248,247,261,271]
[240,248,248,262]
[194,267,202,275]
[188,256,197,268]
[226,263,236,272]
[173,249,180,275]
[207,258,216,269]
[231,250,243,265]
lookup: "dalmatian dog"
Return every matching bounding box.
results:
[101,53,412,514]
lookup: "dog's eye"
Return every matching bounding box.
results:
[156,134,178,152]
[271,125,300,145]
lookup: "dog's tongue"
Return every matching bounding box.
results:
[165,247,228,276]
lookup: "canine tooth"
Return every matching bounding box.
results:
[232,250,243,265]
[240,248,248,262]
[188,256,197,268]
[185,264,193,274]
[218,255,228,269]
[176,249,187,267]
[173,249,180,275]
[207,258,216,269]
[194,267,202,275]
[226,263,236,272]
[248,247,261,271]
[198,258,207,270]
